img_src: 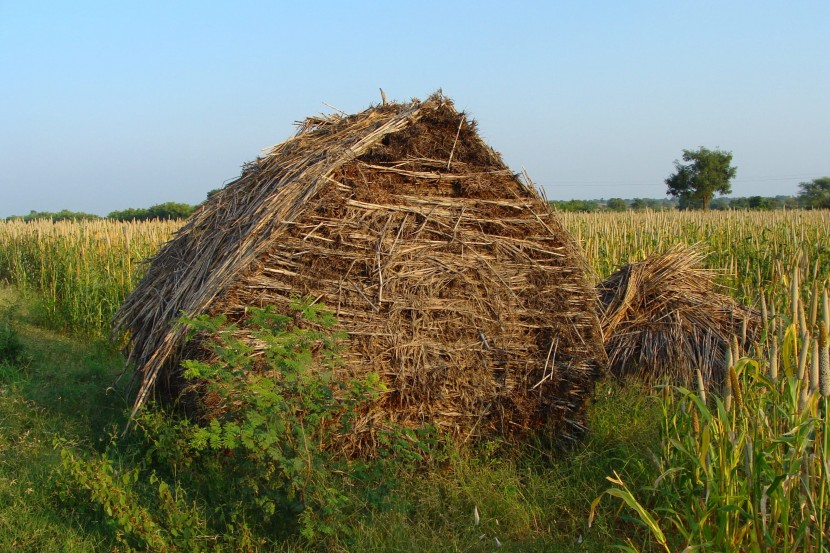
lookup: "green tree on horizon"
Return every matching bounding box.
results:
[5,209,101,222]
[665,147,737,210]
[606,198,627,212]
[797,177,830,209]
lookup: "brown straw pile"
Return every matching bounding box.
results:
[597,244,760,387]
[114,92,607,445]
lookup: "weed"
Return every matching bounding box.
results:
[0,302,23,365]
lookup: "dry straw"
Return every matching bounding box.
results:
[114,92,607,444]
[596,244,760,387]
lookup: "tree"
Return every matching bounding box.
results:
[628,197,676,211]
[606,198,627,212]
[665,147,737,210]
[747,196,771,210]
[146,202,195,219]
[549,200,601,212]
[797,177,830,209]
[709,197,731,210]
[677,195,703,211]
[108,202,196,221]
[6,209,100,222]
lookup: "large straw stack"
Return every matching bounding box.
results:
[115,93,607,445]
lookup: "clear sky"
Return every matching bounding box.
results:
[1,1,828,217]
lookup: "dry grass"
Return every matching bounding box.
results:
[0,219,177,333]
[597,244,760,386]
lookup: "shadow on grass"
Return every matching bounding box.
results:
[3,287,134,443]
[0,287,131,552]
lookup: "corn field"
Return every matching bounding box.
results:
[2,210,828,335]
[561,209,830,300]
[0,209,829,550]
[0,219,179,334]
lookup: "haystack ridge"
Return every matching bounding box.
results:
[114,92,607,442]
[597,244,760,386]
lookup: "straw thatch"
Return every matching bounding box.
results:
[597,244,761,386]
[114,92,607,444]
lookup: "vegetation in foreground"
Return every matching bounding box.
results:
[0,286,662,551]
[1,209,829,550]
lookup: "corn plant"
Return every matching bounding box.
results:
[560,209,830,305]
[0,219,178,334]
[593,279,830,551]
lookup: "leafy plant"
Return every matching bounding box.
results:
[593,324,830,551]
[175,299,381,541]
[0,301,23,365]
[56,299,409,550]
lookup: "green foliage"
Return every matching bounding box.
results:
[58,443,206,553]
[176,300,377,541]
[629,197,677,211]
[5,209,101,222]
[665,147,737,210]
[798,177,830,209]
[0,302,23,365]
[0,287,134,552]
[108,202,196,221]
[725,196,795,210]
[730,195,770,210]
[55,300,417,550]
[594,329,830,551]
[550,199,602,212]
[709,196,732,210]
[606,198,627,212]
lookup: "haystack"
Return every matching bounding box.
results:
[114,92,607,443]
[597,245,760,386]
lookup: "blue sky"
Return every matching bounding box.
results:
[1,1,828,217]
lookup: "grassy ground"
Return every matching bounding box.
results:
[0,286,663,552]
[0,287,128,551]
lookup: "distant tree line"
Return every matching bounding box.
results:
[549,195,808,213]
[549,175,828,212]
[5,202,197,222]
[798,177,830,209]
[107,202,196,221]
[5,209,102,222]
[6,176,829,221]
[550,198,679,212]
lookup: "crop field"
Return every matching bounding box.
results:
[1,209,829,551]
[0,219,180,334]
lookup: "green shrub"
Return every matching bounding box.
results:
[56,299,425,551]
[0,302,23,365]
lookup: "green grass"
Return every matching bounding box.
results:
[0,286,665,552]
[344,380,662,552]
[0,287,128,552]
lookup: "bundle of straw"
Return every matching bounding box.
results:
[597,244,760,386]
